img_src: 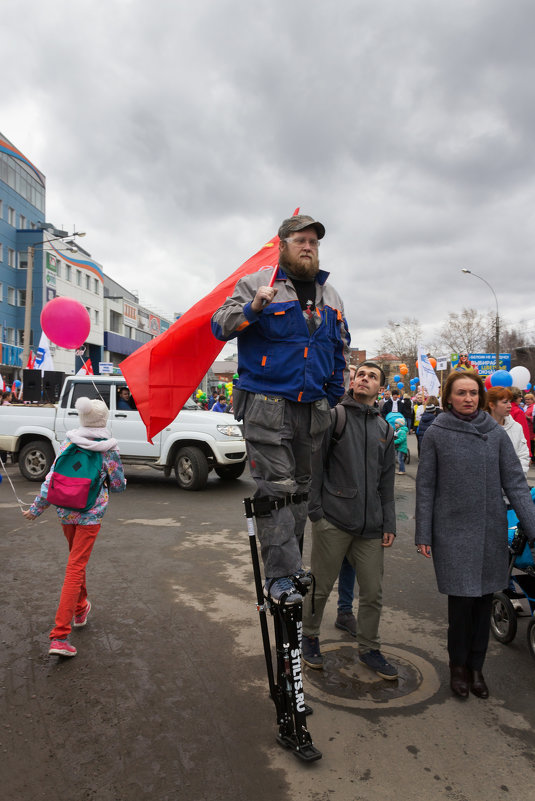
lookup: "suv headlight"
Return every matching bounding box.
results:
[217,424,243,438]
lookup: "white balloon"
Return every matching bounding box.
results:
[509,365,531,390]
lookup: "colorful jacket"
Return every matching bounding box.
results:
[29,430,126,524]
[211,266,350,408]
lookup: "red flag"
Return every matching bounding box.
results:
[120,219,292,441]
[26,351,36,369]
[76,358,94,376]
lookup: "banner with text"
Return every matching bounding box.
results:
[450,353,511,376]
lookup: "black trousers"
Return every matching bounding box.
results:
[447,594,493,671]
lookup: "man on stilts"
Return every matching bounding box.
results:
[212,214,350,603]
[212,214,349,760]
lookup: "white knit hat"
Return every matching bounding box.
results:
[75,396,109,428]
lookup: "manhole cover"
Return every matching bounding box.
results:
[304,643,440,710]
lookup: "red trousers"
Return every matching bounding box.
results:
[50,523,100,640]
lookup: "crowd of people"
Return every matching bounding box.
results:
[6,212,535,705]
[209,212,535,700]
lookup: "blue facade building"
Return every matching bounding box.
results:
[0,132,108,383]
[0,133,46,383]
[1,132,170,386]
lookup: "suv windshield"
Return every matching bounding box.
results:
[183,397,200,410]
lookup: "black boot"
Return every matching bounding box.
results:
[449,665,469,699]
[469,669,489,698]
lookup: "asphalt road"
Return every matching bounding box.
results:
[1,438,535,801]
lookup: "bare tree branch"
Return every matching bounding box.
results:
[437,308,493,353]
[377,317,423,360]
[376,317,423,381]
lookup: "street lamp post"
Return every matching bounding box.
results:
[21,232,85,370]
[461,269,500,370]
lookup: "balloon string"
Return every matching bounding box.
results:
[0,454,31,510]
[77,352,106,404]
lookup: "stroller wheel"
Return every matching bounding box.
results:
[527,619,535,662]
[490,592,517,644]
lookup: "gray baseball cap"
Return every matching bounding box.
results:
[278,214,325,241]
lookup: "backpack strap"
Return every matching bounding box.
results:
[324,404,346,463]
[327,404,347,457]
[331,404,347,443]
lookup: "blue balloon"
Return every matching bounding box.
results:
[393,374,401,382]
[14,379,21,387]
[527,383,532,390]
[490,370,513,388]
[397,381,404,389]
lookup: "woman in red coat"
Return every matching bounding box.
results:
[510,387,531,456]
[523,392,535,460]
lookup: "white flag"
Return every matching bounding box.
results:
[417,344,440,397]
[35,332,55,374]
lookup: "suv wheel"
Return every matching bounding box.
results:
[19,441,54,482]
[174,446,209,491]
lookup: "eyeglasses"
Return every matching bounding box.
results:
[283,236,320,249]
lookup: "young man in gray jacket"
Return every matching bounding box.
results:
[302,361,398,678]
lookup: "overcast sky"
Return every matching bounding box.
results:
[3,0,535,356]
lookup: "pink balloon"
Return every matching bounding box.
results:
[41,297,91,349]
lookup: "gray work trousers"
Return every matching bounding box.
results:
[242,393,330,578]
[302,517,385,651]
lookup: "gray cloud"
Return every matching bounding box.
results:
[2,0,535,356]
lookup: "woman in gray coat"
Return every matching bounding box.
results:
[415,371,535,700]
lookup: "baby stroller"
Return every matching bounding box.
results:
[490,493,535,661]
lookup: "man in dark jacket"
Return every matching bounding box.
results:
[381,389,401,418]
[382,389,412,430]
[302,361,398,678]
[399,391,414,432]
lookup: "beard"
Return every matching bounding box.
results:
[279,247,320,280]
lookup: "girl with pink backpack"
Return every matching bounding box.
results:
[22,397,126,657]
